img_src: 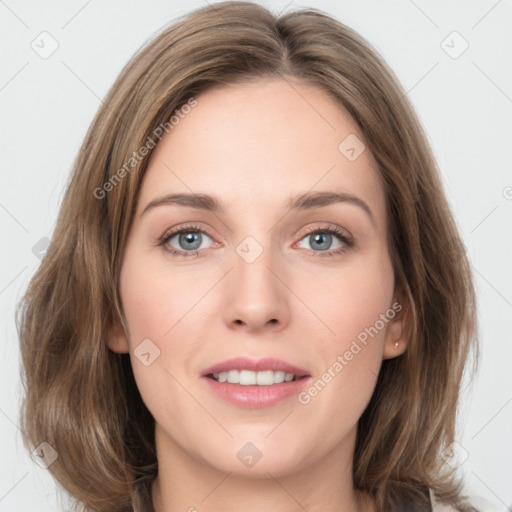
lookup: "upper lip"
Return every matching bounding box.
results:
[201,357,310,377]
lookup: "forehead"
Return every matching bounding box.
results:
[137,78,386,227]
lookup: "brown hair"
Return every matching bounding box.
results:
[16,2,479,511]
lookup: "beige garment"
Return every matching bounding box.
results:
[432,501,459,512]
[429,489,459,512]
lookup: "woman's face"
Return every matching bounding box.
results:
[109,77,407,478]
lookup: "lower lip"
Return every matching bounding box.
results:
[201,376,311,408]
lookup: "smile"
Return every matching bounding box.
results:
[208,369,302,385]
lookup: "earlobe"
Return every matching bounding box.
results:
[107,323,130,354]
[383,338,408,359]
[382,296,411,360]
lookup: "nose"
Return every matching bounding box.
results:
[222,243,290,333]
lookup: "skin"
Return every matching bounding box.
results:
[108,77,409,512]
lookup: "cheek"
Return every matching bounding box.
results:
[119,269,199,439]
[119,246,197,345]
[299,249,395,405]
[300,245,395,349]
[118,244,219,400]
[118,248,186,392]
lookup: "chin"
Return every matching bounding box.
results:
[199,438,306,478]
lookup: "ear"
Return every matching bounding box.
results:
[107,322,130,354]
[382,291,412,360]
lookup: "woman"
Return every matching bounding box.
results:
[16,2,479,511]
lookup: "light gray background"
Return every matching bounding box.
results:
[1,1,511,510]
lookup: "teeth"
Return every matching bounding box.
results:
[210,370,299,385]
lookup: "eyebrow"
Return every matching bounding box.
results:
[141,191,375,226]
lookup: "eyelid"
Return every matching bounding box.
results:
[159,222,352,243]
[295,222,353,244]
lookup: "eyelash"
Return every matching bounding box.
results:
[157,223,353,259]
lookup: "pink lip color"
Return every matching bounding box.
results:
[201,357,309,377]
[201,375,312,408]
[201,357,311,408]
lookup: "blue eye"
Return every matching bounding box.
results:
[296,227,352,257]
[160,225,214,258]
[158,224,353,258]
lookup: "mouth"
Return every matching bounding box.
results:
[201,356,310,384]
[200,356,311,408]
[205,369,308,385]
